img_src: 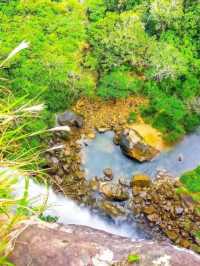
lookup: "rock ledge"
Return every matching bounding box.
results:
[9,222,200,266]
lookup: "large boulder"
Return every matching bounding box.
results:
[9,222,200,266]
[119,128,159,162]
[57,111,84,128]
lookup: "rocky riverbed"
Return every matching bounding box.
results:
[44,97,200,254]
[132,173,200,253]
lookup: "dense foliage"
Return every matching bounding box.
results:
[1,0,200,141]
[0,0,95,117]
[86,0,200,142]
[181,166,200,193]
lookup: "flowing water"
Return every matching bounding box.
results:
[13,175,145,239]
[5,128,200,240]
[82,129,200,180]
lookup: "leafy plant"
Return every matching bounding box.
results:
[128,112,137,123]
[39,214,59,223]
[127,253,140,263]
[98,70,143,99]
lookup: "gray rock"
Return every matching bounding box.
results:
[9,222,200,266]
[175,207,184,215]
[103,168,113,179]
[57,111,83,128]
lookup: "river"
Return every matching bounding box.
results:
[82,129,200,179]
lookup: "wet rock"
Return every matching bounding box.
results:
[178,154,184,162]
[103,168,113,179]
[143,206,157,215]
[57,111,83,128]
[179,238,192,249]
[118,177,130,187]
[165,230,179,241]
[10,222,200,266]
[99,201,125,217]
[131,174,151,188]
[87,132,96,139]
[119,128,159,162]
[97,127,109,133]
[99,182,129,201]
[147,214,160,223]
[89,177,99,191]
[175,207,184,215]
[113,133,120,145]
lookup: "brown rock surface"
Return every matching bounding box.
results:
[119,128,159,162]
[9,222,200,266]
[132,176,200,253]
[132,174,151,188]
[99,182,129,201]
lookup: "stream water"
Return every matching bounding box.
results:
[15,176,142,239]
[82,129,200,180]
[8,128,200,240]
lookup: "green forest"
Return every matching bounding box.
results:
[0,0,200,142]
[0,0,200,264]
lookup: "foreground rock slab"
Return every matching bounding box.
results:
[9,222,200,266]
[119,128,159,162]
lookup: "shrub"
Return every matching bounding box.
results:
[105,0,142,12]
[87,11,150,73]
[128,111,137,123]
[180,166,200,193]
[86,0,106,22]
[97,70,143,99]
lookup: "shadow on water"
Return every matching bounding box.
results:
[82,129,200,180]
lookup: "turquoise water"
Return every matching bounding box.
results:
[82,129,200,180]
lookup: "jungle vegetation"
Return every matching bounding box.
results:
[0,0,200,142]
